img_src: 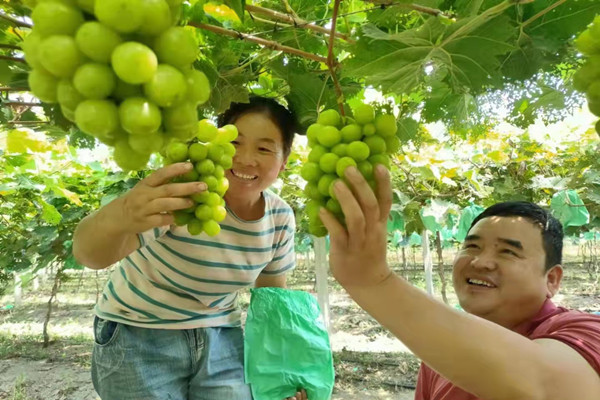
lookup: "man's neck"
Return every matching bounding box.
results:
[225,192,265,221]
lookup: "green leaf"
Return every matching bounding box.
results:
[40,200,62,225]
[346,15,515,95]
[224,0,245,21]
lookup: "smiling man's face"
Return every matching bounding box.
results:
[452,216,557,329]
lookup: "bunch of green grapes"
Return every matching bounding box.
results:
[22,0,211,170]
[301,104,399,237]
[165,120,237,236]
[573,15,600,134]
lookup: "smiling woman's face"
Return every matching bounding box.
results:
[224,112,287,202]
[452,216,554,329]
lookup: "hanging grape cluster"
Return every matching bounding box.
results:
[301,104,399,237]
[22,0,211,170]
[164,120,237,236]
[574,15,600,135]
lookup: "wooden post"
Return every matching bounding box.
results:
[422,230,434,296]
[14,273,22,306]
[313,236,331,334]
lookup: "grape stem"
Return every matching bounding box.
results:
[0,87,29,92]
[0,11,32,28]
[327,0,345,117]
[3,101,43,107]
[521,0,566,29]
[189,22,335,65]
[0,44,21,50]
[245,4,355,43]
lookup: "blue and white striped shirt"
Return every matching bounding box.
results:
[95,190,296,329]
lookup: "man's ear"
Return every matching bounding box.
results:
[279,156,289,172]
[545,265,563,298]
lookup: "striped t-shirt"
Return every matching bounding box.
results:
[95,190,296,329]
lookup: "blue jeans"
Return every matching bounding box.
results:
[91,316,253,400]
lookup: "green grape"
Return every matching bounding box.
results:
[75,22,123,64]
[197,119,218,142]
[191,191,210,203]
[326,198,342,215]
[39,35,82,78]
[575,30,600,56]
[95,0,143,33]
[203,220,221,236]
[305,200,323,221]
[340,124,363,143]
[363,123,376,136]
[207,143,225,162]
[353,104,375,125]
[180,167,199,182]
[319,153,340,174]
[215,177,229,196]
[364,135,387,155]
[138,0,172,37]
[368,154,390,169]
[186,70,211,105]
[201,176,218,192]
[195,204,213,220]
[173,210,193,226]
[195,159,215,175]
[205,192,221,206]
[308,219,327,237]
[357,161,374,179]
[129,131,164,154]
[596,119,600,136]
[112,79,142,100]
[317,126,342,148]
[32,1,84,36]
[143,64,188,107]
[300,162,323,182]
[308,145,328,163]
[188,143,208,161]
[331,143,348,157]
[317,174,337,197]
[28,68,58,103]
[385,136,401,154]
[347,141,370,162]
[165,141,188,162]
[374,114,397,137]
[76,0,95,14]
[336,157,357,178]
[73,63,116,99]
[111,42,157,84]
[187,218,204,235]
[214,165,225,178]
[119,97,162,135]
[304,182,324,201]
[212,205,227,222]
[589,100,600,117]
[113,139,150,170]
[317,109,341,127]
[215,125,238,144]
[163,102,198,140]
[22,32,44,70]
[153,27,198,68]
[61,105,75,122]
[219,155,233,169]
[306,123,322,143]
[222,143,236,157]
[75,99,119,137]
[57,79,84,111]
[573,59,600,93]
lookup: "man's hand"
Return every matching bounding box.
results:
[109,162,206,235]
[319,165,393,288]
[285,389,307,400]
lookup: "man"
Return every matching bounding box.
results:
[320,164,600,400]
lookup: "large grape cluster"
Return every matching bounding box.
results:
[301,104,399,237]
[165,120,237,236]
[574,15,600,134]
[22,0,211,170]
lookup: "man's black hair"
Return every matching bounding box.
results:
[217,96,299,158]
[469,201,563,271]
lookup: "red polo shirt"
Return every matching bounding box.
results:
[415,300,600,400]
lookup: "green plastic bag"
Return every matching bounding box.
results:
[455,204,485,241]
[550,190,590,227]
[244,287,335,400]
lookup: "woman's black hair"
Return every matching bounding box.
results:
[217,96,299,158]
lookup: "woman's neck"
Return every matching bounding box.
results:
[225,192,265,221]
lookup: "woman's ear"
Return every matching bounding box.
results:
[545,265,563,298]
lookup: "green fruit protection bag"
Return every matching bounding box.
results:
[244,287,335,400]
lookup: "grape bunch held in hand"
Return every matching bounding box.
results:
[165,120,237,236]
[301,104,399,237]
[23,0,211,171]
[574,15,600,135]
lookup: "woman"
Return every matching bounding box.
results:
[74,97,307,400]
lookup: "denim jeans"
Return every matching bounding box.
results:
[91,316,253,400]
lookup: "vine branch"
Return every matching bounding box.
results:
[0,43,21,50]
[0,11,32,28]
[189,22,335,65]
[364,1,449,17]
[3,101,42,107]
[245,4,355,43]
[521,0,566,29]
[0,87,28,92]
[327,0,345,117]
[0,55,25,63]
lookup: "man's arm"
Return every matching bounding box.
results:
[320,165,600,400]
